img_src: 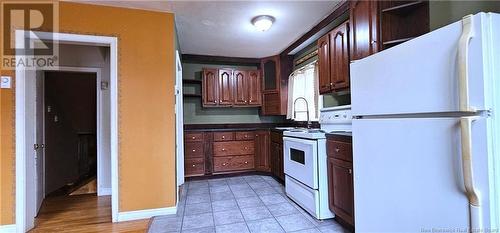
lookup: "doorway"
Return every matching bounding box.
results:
[43,71,98,198]
[15,31,119,232]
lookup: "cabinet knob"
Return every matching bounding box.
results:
[244,135,248,138]
[222,148,226,151]
[245,100,247,103]
[192,164,196,167]
[335,148,340,152]
[214,100,217,103]
[330,83,333,86]
[371,40,377,44]
[192,136,196,139]
[192,149,196,152]
[244,161,248,164]
[219,100,222,103]
[249,100,252,103]
[222,136,225,139]
[222,163,226,166]
[244,147,248,150]
[348,168,352,174]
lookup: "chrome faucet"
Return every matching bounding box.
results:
[293,97,310,129]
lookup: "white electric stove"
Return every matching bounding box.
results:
[283,105,352,220]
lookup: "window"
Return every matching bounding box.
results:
[287,62,322,121]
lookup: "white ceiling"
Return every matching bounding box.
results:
[77,1,341,58]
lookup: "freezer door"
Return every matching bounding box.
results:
[353,117,493,232]
[350,13,498,116]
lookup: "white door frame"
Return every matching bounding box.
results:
[175,50,184,196]
[15,31,119,232]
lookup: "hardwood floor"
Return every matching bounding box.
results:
[30,194,150,233]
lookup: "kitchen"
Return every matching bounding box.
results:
[159,1,500,233]
[4,0,498,233]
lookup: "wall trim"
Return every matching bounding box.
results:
[0,225,17,233]
[98,187,112,196]
[117,206,177,222]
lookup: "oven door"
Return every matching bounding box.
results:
[283,137,318,189]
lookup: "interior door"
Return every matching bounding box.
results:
[34,71,45,214]
[247,70,261,105]
[175,51,185,187]
[218,69,233,106]
[233,70,247,106]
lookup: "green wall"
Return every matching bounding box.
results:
[430,1,500,30]
[182,63,285,124]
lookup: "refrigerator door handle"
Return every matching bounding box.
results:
[460,117,482,230]
[458,15,476,113]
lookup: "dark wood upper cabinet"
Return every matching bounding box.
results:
[202,68,218,107]
[234,70,248,106]
[261,56,280,93]
[261,55,292,116]
[218,69,233,106]
[330,21,350,91]
[248,70,262,106]
[318,20,350,94]
[254,130,270,172]
[350,0,379,61]
[318,33,331,94]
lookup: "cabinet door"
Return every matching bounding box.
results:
[254,130,270,172]
[261,56,279,93]
[318,33,332,94]
[330,21,350,91]
[350,0,379,61]
[328,157,354,225]
[202,69,218,106]
[218,69,233,106]
[248,70,262,106]
[233,70,248,106]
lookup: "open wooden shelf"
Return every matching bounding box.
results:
[381,1,424,15]
[183,79,202,84]
[183,93,202,98]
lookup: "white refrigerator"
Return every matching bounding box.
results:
[350,13,500,232]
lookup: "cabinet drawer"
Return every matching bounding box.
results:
[185,142,203,158]
[185,158,204,176]
[185,132,203,142]
[235,131,255,141]
[213,132,234,141]
[213,141,254,156]
[214,155,254,172]
[327,140,352,162]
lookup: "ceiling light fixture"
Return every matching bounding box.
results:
[252,15,275,32]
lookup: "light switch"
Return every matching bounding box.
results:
[1,76,11,88]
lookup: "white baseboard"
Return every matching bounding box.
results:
[0,224,16,233]
[117,206,177,222]
[98,187,112,196]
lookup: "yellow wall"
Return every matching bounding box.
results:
[0,2,177,225]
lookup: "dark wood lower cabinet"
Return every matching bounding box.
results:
[327,134,354,227]
[270,131,285,181]
[184,129,284,181]
[254,130,270,172]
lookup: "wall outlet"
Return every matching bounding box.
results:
[1,76,11,88]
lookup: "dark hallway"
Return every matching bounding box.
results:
[44,71,97,196]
